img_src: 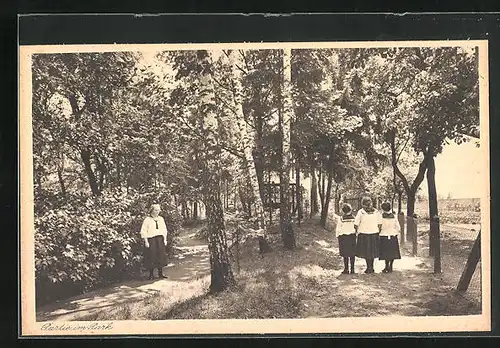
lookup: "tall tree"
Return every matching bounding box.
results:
[280,48,295,249]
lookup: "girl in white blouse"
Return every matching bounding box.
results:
[354,196,382,274]
[335,203,357,274]
[379,202,402,273]
[140,204,168,280]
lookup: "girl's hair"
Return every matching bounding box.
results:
[381,202,392,212]
[341,203,352,214]
[380,202,392,212]
[150,204,161,213]
[361,196,372,207]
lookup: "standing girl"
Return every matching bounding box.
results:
[140,204,169,280]
[335,203,357,274]
[354,196,382,274]
[379,202,402,273]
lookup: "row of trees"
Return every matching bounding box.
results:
[32,45,479,295]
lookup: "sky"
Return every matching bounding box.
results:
[419,139,485,199]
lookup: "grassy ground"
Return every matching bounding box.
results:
[78,219,481,320]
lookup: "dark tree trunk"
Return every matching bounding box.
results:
[80,148,100,196]
[406,192,418,255]
[426,154,441,273]
[193,201,199,220]
[320,166,334,227]
[310,166,319,218]
[204,186,235,293]
[181,200,189,221]
[389,129,427,256]
[295,160,302,225]
[252,149,266,203]
[57,166,66,197]
[334,185,341,215]
[397,191,403,213]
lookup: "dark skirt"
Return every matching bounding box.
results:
[379,235,401,260]
[144,235,168,269]
[338,234,357,257]
[356,233,380,259]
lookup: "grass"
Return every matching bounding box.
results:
[72,219,482,321]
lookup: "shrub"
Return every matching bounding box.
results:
[34,187,182,306]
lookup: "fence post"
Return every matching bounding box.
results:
[398,212,405,244]
[431,216,441,273]
[411,215,418,256]
[457,232,481,292]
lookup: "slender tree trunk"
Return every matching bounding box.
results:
[334,184,341,215]
[310,166,319,217]
[426,154,441,273]
[318,168,325,209]
[80,148,100,196]
[406,192,418,255]
[193,200,199,220]
[320,166,334,227]
[397,190,405,244]
[280,48,295,249]
[230,50,267,232]
[295,159,302,225]
[389,129,427,256]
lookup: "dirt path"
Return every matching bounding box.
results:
[36,227,210,322]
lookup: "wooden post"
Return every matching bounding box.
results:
[457,232,481,292]
[398,212,405,244]
[235,226,241,274]
[411,215,418,256]
[432,216,441,273]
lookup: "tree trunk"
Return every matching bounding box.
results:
[426,154,441,273]
[295,159,302,225]
[280,48,295,249]
[80,148,100,196]
[310,166,319,218]
[230,50,267,232]
[320,166,334,227]
[406,192,418,255]
[199,53,235,292]
[204,184,235,293]
[334,185,341,215]
[389,129,427,256]
[193,200,199,220]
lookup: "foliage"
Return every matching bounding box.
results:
[35,188,182,305]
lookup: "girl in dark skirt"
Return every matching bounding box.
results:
[335,203,357,274]
[354,196,382,274]
[140,204,169,280]
[379,202,402,273]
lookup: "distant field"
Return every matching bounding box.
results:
[414,198,481,224]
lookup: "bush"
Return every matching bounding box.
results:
[34,187,182,306]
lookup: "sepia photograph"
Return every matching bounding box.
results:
[19,40,491,335]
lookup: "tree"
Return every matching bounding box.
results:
[227,49,267,232]
[410,46,479,271]
[280,48,296,249]
[169,50,236,291]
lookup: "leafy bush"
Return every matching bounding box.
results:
[34,188,182,306]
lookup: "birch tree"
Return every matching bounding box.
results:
[280,48,295,249]
[227,49,267,233]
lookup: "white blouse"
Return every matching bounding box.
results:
[335,215,356,237]
[140,216,168,239]
[379,216,401,237]
[354,208,382,234]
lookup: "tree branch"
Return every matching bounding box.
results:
[390,129,411,194]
